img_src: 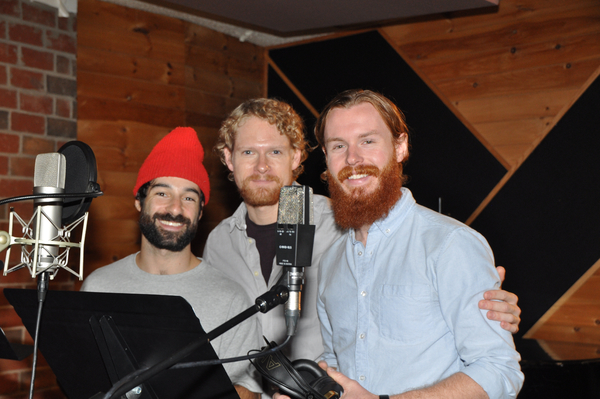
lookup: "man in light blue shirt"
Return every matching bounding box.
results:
[312,90,524,398]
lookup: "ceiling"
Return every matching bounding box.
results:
[103,0,499,46]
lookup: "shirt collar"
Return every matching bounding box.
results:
[349,187,415,241]
[228,202,248,233]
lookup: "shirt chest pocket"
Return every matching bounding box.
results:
[378,284,437,345]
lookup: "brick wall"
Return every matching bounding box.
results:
[0,0,76,397]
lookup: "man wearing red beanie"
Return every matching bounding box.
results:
[82,127,262,399]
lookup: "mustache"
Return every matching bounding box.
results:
[337,165,381,181]
[153,212,190,225]
[244,174,281,183]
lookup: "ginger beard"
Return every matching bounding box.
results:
[238,174,283,207]
[327,157,404,230]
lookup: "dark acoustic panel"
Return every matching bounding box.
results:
[471,75,600,345]
[269,30,506,222]
[268,67,328,196]
[519,359,600,398]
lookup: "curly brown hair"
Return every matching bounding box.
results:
[215,98,308,180]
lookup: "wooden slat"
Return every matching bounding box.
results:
[525,258,600,340]
[88,195,138,221]
[85,219,140,246]
[414,33,600,82]
[93,171,138,197]
[530,324,600,345]
[537,340,600,361]
[383,0,600,52]
[436,58,600,102]
[185,23,263,63]
[184,88,240,117]
[185,67,263,99]
[453,88,580,124]
[184,111,225,129]
[78,71,186,110]
[186,44,264,81]
[78,45,186,86]
[78,96,186,127]
[397,5,600,61]
[77,120,170,151]
[78,0,186,63]
[77,71,185,110]
[473,117,553,146]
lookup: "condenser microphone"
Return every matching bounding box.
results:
[276,185,316,336]
[32,153,66,275]
[2,141,100,280]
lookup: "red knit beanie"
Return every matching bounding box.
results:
[133,127,210,204]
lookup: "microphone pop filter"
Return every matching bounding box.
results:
[58,141,99,225]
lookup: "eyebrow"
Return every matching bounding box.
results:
[149,183,201,197]
[325,131,378,145]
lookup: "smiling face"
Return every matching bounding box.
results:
[323,102,408,230]
[223,116,302,207]
[324,102,407,195]
[135,176,203,252]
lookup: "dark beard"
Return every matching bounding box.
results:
[328,159,404,230]
[138,211,197,252]
[239,174,283,207]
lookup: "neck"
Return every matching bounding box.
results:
[354,224,371,246]
[136,237,200,275]
[246,202,279,225]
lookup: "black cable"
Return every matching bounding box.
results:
[0,191,103,206]
[103,335,292,399]
[173,335,292,369]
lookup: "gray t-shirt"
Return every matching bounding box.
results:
[81,253,262,394]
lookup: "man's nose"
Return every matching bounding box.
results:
[346,144,363,166]
[256,154,270,173]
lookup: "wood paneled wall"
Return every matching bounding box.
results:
[380,0,600,171]
[77,0,266,279]
[376,0,600,359]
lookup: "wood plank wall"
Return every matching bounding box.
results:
[380,0,600,172]
[375,0,600,359]
[77,0,265,279]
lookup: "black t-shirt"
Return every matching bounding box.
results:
[245,213,277,283]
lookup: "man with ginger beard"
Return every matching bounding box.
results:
[205,97,521,380]
[313,90,524,399]
[204,98,343,366]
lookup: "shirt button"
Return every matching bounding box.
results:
[248,238,253,243]
[385,229,390,234]
[361,291,367,297]
[254,271,259,276]
[359,375,365,381]
[358,251,363,256]
[359,333,365,339]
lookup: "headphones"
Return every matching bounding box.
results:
[250,340,343,399]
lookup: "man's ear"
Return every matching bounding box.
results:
[394,133,409,163]
[198,201,204,221]
[224,147,234,172]
[134,199,142,212]
[291,148,302,171]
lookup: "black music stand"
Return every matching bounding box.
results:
[4,289,240,399]
[0,326,32,360]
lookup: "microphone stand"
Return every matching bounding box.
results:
[29,272,49,399]
[101,285,290,399]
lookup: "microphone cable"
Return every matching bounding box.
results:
[0,190,103,206]
[103,335,292,399]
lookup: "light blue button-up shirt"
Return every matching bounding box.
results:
[317,188,523,398]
